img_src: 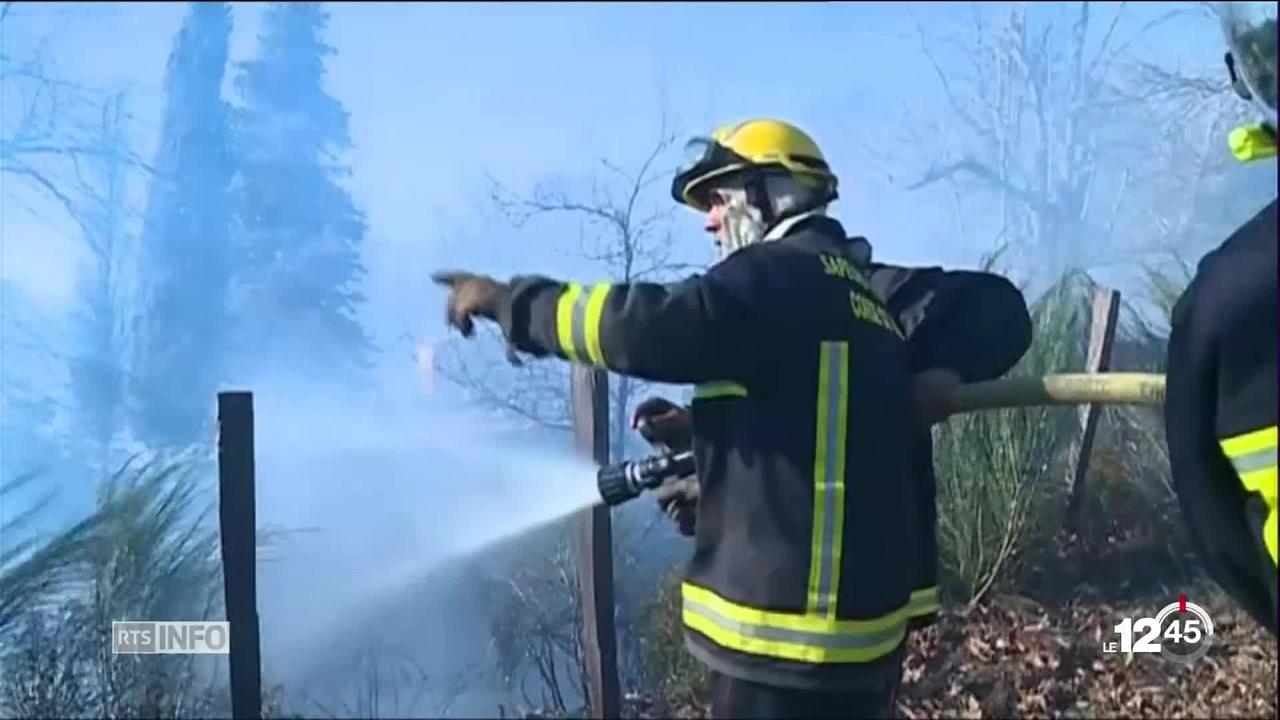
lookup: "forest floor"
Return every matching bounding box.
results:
[621,591,1277,719]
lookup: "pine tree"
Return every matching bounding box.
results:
[131,2,235,449]
[232,1,373,380]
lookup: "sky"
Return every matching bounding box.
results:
[3,1,1233,334]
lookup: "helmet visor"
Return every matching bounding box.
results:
[682,137,717,169]
[671,138,752,210]
[1223,1,1278,119]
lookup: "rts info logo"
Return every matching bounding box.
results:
[1102,595,1215,664]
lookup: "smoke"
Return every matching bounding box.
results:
[242,373,601,712]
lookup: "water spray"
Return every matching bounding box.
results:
[596,372,1166,506]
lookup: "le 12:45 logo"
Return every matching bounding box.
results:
[1103,595,1215,664]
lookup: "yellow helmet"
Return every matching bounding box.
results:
[671,119,839,212]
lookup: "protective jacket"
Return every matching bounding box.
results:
[497,213,923,689]
[850,238,1033,628]
[1165,198,1278,634]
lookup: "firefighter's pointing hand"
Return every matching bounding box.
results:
[431,270,510,337]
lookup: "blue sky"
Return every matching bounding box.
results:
[3,1,1230,309]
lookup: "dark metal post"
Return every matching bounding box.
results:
[570,367,621,719]
[217,391,262,720]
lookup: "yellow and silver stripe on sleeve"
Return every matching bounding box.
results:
[555,283,612,366]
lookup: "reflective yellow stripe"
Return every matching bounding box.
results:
[678,340,907,664]
[693,381,748,400]
[1228,124,1278,163]
[555,284,584,362]
[1221,426,1277,459]
[1221,425,1278,565]
[583,284,610,365]
[1243,467,1278,565]
[681,582,908,664]
[553,282,612,366]
[907,586,940,617]
[807,341,849,618]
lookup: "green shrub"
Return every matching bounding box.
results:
[0,454,290,719]
[933,274,1093,609]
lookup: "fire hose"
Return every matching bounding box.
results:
[596,372,1166,506]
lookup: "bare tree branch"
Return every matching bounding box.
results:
[450,125,688,441]
[891,1,1231,281]
[1,160,79,220]
[0,31,151,236]
[909,4,992,142]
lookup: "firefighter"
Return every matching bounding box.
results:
[1164,0,1277,635]
[435,119,923,718]
[637,233,1034,635]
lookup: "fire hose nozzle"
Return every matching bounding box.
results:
[597,450,696,506]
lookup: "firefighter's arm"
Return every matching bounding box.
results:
[908,270,1032,382]
[496,259,761,384]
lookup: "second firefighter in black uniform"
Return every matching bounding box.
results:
[1164,1,1277,636]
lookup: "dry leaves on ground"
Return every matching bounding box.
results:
[620,593,1276,719]
[897,595,1278,719]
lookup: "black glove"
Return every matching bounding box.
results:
[430,270,511,338]
[653,474,698,537]
[913,368,964,428]
[631,396,692,452]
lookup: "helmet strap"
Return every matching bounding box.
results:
[1226,52,1255,102]
[748,170,837,235]
[745,171,776,227]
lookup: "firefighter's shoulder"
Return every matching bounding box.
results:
[699,239,796,295]
[1179,199,1277,340]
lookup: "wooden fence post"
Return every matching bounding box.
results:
[217,392,263,720]
[570,367,621,719]
[1065,287,1121,523]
